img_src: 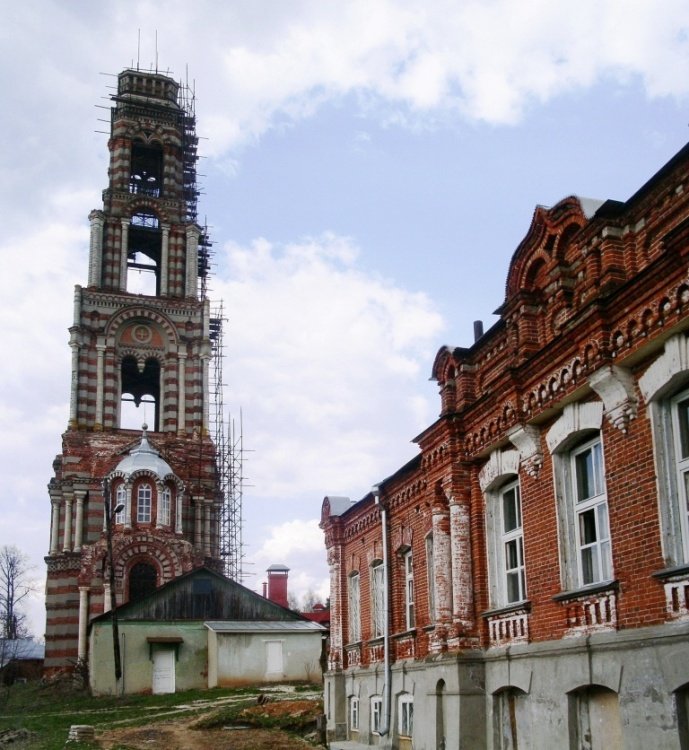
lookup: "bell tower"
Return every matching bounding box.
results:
[44,68,221,673]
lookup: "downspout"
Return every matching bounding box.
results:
[373,485,392,737]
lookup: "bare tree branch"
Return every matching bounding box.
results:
[0,546,35,640]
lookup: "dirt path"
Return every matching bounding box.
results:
[98,719,316,750]
[97,695,323,750]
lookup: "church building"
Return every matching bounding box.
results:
[322,142,689,749]
[44,68,222,673]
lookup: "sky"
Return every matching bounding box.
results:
[2,0,689,636]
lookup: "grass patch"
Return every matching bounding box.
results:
[0,681,254,750]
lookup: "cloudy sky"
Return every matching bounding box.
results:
[2,1,689,635]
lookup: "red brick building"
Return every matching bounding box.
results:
[321,143,689,749]
[44,69,222,674]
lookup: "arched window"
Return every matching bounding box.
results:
[426,533,435,621]
[348,572,360,643]
[129,561,157,602]
[160,486,172,526]
[120,355,160,431]
[371,560,385,637]
[114,484,126,524]
[398,693,414,738]
[349,695,359,735]
[137,482,152,523]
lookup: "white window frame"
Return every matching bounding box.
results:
[398,693,413,737]
[160,486,171,526]
[425,533,435,621]
[547,402,612,591]
[670,389,689,562]
[571,437,611,586]
[115,484,126,524]
[499,479,526,605]
[371,695,382,734]
[403,549,415,630]
[371,561,385,638]
[639,335,689,566]
[137,482,152,523]
[348,572,361,643]
[349,695,359,731]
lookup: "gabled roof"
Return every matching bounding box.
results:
[0,639,44,668]
[91,566,306,624]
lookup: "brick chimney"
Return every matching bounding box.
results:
[266,564,290,608]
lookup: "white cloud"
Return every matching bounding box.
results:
[253,519,330,607]
[215,233,444,501]
[2,0,688,631]
[254,519,324,561]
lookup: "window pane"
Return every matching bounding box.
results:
[505,539,518,569]
[137,484,152,523]
[506,572,520,603]
[596,503,609,539]
[502,487,519,532]
[575,449,594,501]
[372,564,385,636]
[678,398,689,458]
[581,546,595,584]
[579,508,597,544]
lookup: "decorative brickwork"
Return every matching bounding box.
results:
[321,143,689,748]
[44,69,221,673]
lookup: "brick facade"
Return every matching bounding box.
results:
[44,69,221,673]
[321,144,689,748]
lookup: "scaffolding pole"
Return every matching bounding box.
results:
[209,304,245,581]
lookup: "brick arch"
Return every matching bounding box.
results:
[126,198,172,225]
[113,533,183,584]
[106,305,178,348]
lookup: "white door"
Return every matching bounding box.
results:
[265,640,283,675]
[152,648,175,694]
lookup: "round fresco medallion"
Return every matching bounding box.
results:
[132,324,152,344]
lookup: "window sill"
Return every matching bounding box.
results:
[652,563,689,580]
[392,628,417,639]
[481,601,531,619]
[552,580,618,603]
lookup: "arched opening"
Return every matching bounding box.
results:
[129,141,163,197]
[127,210,161,295]
[128,561,157,602]
[120,355,160,431]
[493,687,528,750]
[435,679,446,750]
[568,685,622,750]
[675,683,689,750]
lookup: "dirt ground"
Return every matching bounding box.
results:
[97,698,323,750]
[98,721,316,750]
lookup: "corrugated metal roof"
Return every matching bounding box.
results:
[204,620,326,633]
[0,639,44,667]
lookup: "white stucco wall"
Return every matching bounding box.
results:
[211,630,323,687]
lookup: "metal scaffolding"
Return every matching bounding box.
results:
[209,304,245,581]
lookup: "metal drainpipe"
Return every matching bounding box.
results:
[373,485,392,737]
